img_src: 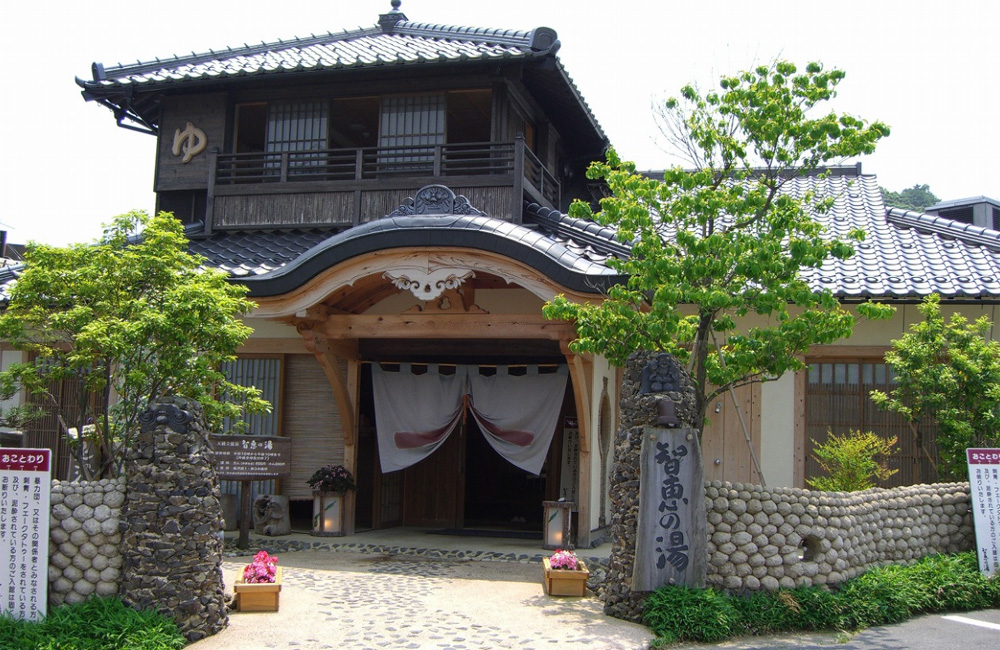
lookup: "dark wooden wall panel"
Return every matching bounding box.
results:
[215,192,354,227]
[155,93,227,192]
[360,189,418,223]
[461,187,512,221]
[804,360,940,486]
[214,185,514,228]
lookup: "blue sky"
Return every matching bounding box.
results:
[2,0,997,245]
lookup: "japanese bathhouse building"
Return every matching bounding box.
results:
[37,2,1000,545]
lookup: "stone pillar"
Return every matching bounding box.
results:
[120,398,228,642]
[603,351,699,621]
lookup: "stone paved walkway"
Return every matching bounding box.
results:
[189,544,652,650]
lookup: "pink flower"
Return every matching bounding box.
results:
[549,549,579,571]
[242,550,279,583]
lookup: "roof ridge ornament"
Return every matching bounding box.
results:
[379,0,407,33]
[386,185,487,218]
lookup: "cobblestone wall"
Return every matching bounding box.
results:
[48,479,124,606]
[705,480,974,591]
[120,398,228,642]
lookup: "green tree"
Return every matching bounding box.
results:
[870,293,1000,481]
[881,184,939,212]
[0,211,270,478]
[806,429,898,492]
[544,61,893,428]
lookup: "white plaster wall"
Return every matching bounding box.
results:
[583,355,617,536]
[243,318,299,338]
[760,374,795,487]
[0,349,26,411]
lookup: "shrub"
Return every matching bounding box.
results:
[807,429,898,491]
[642,585,738,643]
[0,597,184,650]
[642,552,1000,645]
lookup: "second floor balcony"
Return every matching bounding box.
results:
[204,139,560,231]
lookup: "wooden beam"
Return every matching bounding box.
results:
[561,343,593,455]
[793,368,807,488]
[343,358,361,536]
[317,313,576,341]
[299,329,358,446]
[248,247,604,319]
[805,345,890,360]
[295,326,361,359]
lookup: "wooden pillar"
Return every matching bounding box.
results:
[562,341,594,548]
[300,326,360,534]
[793,367,807,489]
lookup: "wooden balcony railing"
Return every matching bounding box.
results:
[212,140,560,208]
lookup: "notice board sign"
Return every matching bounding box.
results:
[559,417,580,510]
[633,427,707,591]
[967,448,1000,577]
[1,448,51,621]
[210,435,291,480]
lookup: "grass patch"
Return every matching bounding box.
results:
[643,551,1000,645]
[0,597,185,650]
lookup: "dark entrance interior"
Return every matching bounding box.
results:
[354,338,572,533]
[463,418,546,530]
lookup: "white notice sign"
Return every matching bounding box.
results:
[967,448,1000,577]
[1,448,51,621]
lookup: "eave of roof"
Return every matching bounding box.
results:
[221,214,624,298]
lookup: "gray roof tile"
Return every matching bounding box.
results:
[87,26,539,90]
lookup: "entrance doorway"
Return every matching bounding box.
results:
[463,417,547,530]
[355,355,573,532]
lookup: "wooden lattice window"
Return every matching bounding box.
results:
[379,94,445,169]
[805,360,941,486]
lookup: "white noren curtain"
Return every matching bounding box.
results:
[372,364,568,475]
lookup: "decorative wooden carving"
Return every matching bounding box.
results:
[383,267,475,301]
[385,185,486,218]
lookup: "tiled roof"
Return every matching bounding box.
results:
[524,202,630,266]
[85,30,537,89]
[795,174,1000,298]
[76,9,604,151]
[183,174,1000,300]
[187,228,334,278]
[191,210,624,298]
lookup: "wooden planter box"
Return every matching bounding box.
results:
[543,558,590,597]
[234,567,282,612]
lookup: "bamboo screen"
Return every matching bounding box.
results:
[218,356,283,500]
[282,354,345,500]
[805,360,941,486]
